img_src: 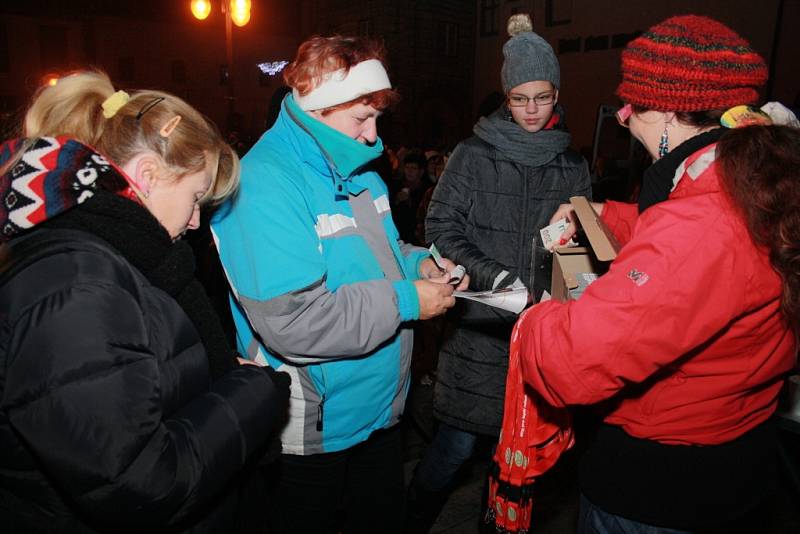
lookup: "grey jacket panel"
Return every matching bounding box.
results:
[399,241,428,260]
[239,277,401,365]
[350,191,403,281]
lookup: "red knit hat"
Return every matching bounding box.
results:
[617,15,767,112]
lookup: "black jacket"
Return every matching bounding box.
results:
[0,226,286,533]
[426,134,590,435]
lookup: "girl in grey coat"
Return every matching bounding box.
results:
[406,14,591,532]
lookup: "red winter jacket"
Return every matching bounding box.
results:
[519,144,796,445]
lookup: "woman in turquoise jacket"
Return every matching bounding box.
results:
[211,35,465,533]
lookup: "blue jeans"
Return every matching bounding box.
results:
[578,494,692,534]
[412,423,478,491]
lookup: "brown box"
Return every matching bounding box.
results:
[551,196,620,301]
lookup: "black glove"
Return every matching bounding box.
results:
[261,366,291,400]
[257,366,291,464]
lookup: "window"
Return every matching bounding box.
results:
[358,19,372,38]
[82,24,96,64]
[611,31,641,48]
[439,22,458,57]
[584,35,609,52]
[480,0,500,36]
[0,21,7,73]
[118,56,135,82]
[558,37,581,54]
[39,25,68,72]
[545,0,572,27]
[171,60,187,84]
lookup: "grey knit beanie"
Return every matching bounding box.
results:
[501,14,560,92]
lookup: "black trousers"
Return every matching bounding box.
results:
[265,424,405,534]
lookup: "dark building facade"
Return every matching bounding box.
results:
[474,0,798,156]
[1,1,796,156]
[300,0,477,151]
[0,0,301,142]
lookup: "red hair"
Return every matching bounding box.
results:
[283,35,400,114]
[717,125,800,334]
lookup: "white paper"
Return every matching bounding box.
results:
[429,243,466,285]
[540,218,568,250]
[429,243,446,270]
[448,264,466,285]
[540,218,577,251]
[454,286,528,314]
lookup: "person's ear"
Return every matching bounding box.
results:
[663,111,677,125]
[553,88,559,106]
[134,154,163,197]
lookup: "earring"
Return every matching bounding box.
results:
[658,126,669,158]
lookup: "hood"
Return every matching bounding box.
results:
[0,136,135,242]
[283,94,384,198]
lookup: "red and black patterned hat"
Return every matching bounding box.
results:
[617,15,767,112]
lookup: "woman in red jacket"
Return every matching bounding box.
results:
[516,15,799,533]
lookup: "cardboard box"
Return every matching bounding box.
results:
[551,196,620,301]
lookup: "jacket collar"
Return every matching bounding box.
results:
[638,128,725,213]
[282,94,383,198]
[668,143,722,200]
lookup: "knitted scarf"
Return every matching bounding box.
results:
[46,191,238,379]
[473,104,572,167]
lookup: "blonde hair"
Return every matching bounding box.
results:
[21,70,238,205]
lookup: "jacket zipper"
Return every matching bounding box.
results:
[518,165,529,275]
[317,366,328,431]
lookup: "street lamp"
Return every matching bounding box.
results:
[190,0,211,20]
[230,0,251,27]
[190,0,251,131]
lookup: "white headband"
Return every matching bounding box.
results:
[293,59,392,111]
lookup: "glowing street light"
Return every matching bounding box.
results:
[230,0,251,27]
[190,0,252,131]
[190,1,250,26]
[190,0,211,20]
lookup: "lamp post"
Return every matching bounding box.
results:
[190,0,251,132]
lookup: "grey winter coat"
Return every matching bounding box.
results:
[426,111,591,436]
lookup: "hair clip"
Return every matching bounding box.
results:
[102,90,130,118]
[159,115,182,138]
[135,96,166,122]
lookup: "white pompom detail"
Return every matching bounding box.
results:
[507,13,533,36]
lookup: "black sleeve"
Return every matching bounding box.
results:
[425,142,508,290]
[4,280,288,528]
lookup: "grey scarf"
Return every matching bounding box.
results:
[473,104,571,167]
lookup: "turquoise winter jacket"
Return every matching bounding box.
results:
[211,95,428,454]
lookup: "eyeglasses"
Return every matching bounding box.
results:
[507,93,556,108]
[616,103,632,128]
